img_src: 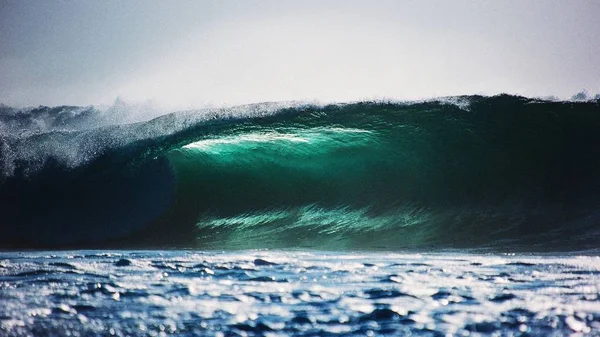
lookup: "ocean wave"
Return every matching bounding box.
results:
[1,95,599,249]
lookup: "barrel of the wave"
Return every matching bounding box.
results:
[162,97,600,250]
[0,155,177,248]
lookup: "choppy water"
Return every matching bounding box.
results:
[1,250,599,336]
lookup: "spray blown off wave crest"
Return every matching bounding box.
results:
[1,95,600,250]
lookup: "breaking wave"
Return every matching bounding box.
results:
[1,95,600,250]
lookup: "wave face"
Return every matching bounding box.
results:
[1,95,600,250]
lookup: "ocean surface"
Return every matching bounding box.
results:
[1,95,600,335]
[1,250,600,336]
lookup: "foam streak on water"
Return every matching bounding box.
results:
[1,250,599,336]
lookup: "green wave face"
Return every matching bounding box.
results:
[166,126,431,249]
[168,126,387,208]
[156,97,600,250]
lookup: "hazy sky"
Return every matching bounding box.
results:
[1,0,599,108]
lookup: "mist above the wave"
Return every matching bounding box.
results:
[1,1,599,109]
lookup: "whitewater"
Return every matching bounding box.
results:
[1,95,600,336]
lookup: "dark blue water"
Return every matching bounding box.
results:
[1,250,599,336]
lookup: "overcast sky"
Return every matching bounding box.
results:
[1,0,599,108]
